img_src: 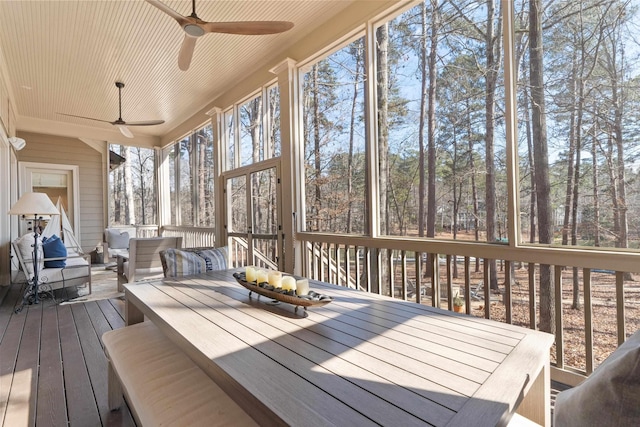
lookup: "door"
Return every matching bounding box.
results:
[223,158,282,269]
[19,162,80,237]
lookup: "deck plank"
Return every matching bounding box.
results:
[96,298,126,330]
[3,302,43,427]
[58,303,102,426]
[72,301,136,427]
[0,287,28,424]
[36,305,68,426]
[70,303,128,426]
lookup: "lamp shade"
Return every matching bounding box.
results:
[8,192,60,216]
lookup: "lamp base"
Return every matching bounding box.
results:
[15,280,55,313]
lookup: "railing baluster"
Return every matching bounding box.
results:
[584,268,594,375]
[483,259,490,319]
[415,252,422,305]
[389,250,395,298]
[529,263,536,329]
[616,271,626,345]
[355,246,361,290]
[446,255,453,311]
[431,253,440,308]
[554,266,564,369]
[505,260,512,324]
[364,247,372,293]
[464,257,471,315]
[401,251,408,300]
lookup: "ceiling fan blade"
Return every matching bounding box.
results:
[178,34,197,71]
[57,112,113,124]
[125,120,165,126]
[117,125,134,138]
[145,0,188,26]
[202,21,294,35]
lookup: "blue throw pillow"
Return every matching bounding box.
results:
[42,234,67,268]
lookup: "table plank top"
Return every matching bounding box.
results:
[124,269,554,427]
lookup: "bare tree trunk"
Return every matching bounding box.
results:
[530,0,555,333]
[198,132,206,226]
[124,146,136,225]
[375,23,390,294]
[562,56,578,247]
[418,3,427,242]
[592,113,601,247]
[468,118,480,273]
[611,57,632,281]
[484,0,501,290]
[347,41,362,234]
[250,98,263,233]
[312,65,322,232]
[524,84,536,244]
[135,148,147,224]
[606,130,620,240]
[426,0,439,245]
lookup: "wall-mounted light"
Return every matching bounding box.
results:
[8,136,26,151]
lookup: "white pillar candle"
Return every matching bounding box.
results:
[245,266,257,282]
[256,269,268,284]
[267,271,283,288]
[296,279,309,296]
[281,276,297,291]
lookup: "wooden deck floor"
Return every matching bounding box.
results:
[0,281,135,427]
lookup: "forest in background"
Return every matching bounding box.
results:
[303,0,640,251]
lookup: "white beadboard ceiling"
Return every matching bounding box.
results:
[0,0,376,146]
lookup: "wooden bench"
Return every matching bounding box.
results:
[102,321,257,426]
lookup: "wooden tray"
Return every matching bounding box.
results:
[233,272,332,310]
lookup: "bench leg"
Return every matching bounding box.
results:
[108,359,124,411]
[516,359,550,427]
[125,298,144,326]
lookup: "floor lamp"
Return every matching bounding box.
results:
[9,192,60,312]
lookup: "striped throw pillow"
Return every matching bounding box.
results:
[196,247,228,271]
[164,248,207,277]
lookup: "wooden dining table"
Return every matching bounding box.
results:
[124,269,554,427]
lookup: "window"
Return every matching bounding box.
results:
[302,37,367,234]
[375,2,506,242]
[518,0,640,249]
[108,144,157,225]
[223,83,281,170]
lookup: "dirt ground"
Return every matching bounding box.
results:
[398,264,639,373]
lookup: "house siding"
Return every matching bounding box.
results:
[15,131,105,254]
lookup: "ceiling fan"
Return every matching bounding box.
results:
[146,0,294,71]
[58,82,164,138]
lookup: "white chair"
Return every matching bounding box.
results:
[102,226,137,264]
[117,237,183,292]
[11,235,91,295]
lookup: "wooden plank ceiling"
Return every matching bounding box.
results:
[0,0,359,144]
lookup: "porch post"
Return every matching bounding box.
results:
[502,0,521,246]
[207,107,226,247]
[155,147,170,231]
[270,58,302,275]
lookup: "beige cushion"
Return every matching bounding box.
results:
[39,256,90,284]
[554,329,640,426]
[15,232,44,277]
[107,229,130,249]
[103,322,257,427]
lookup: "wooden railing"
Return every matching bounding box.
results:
[135,225,160,238]
[160,225,216,248]
[229,236,277,270]
[297,231,640,386]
